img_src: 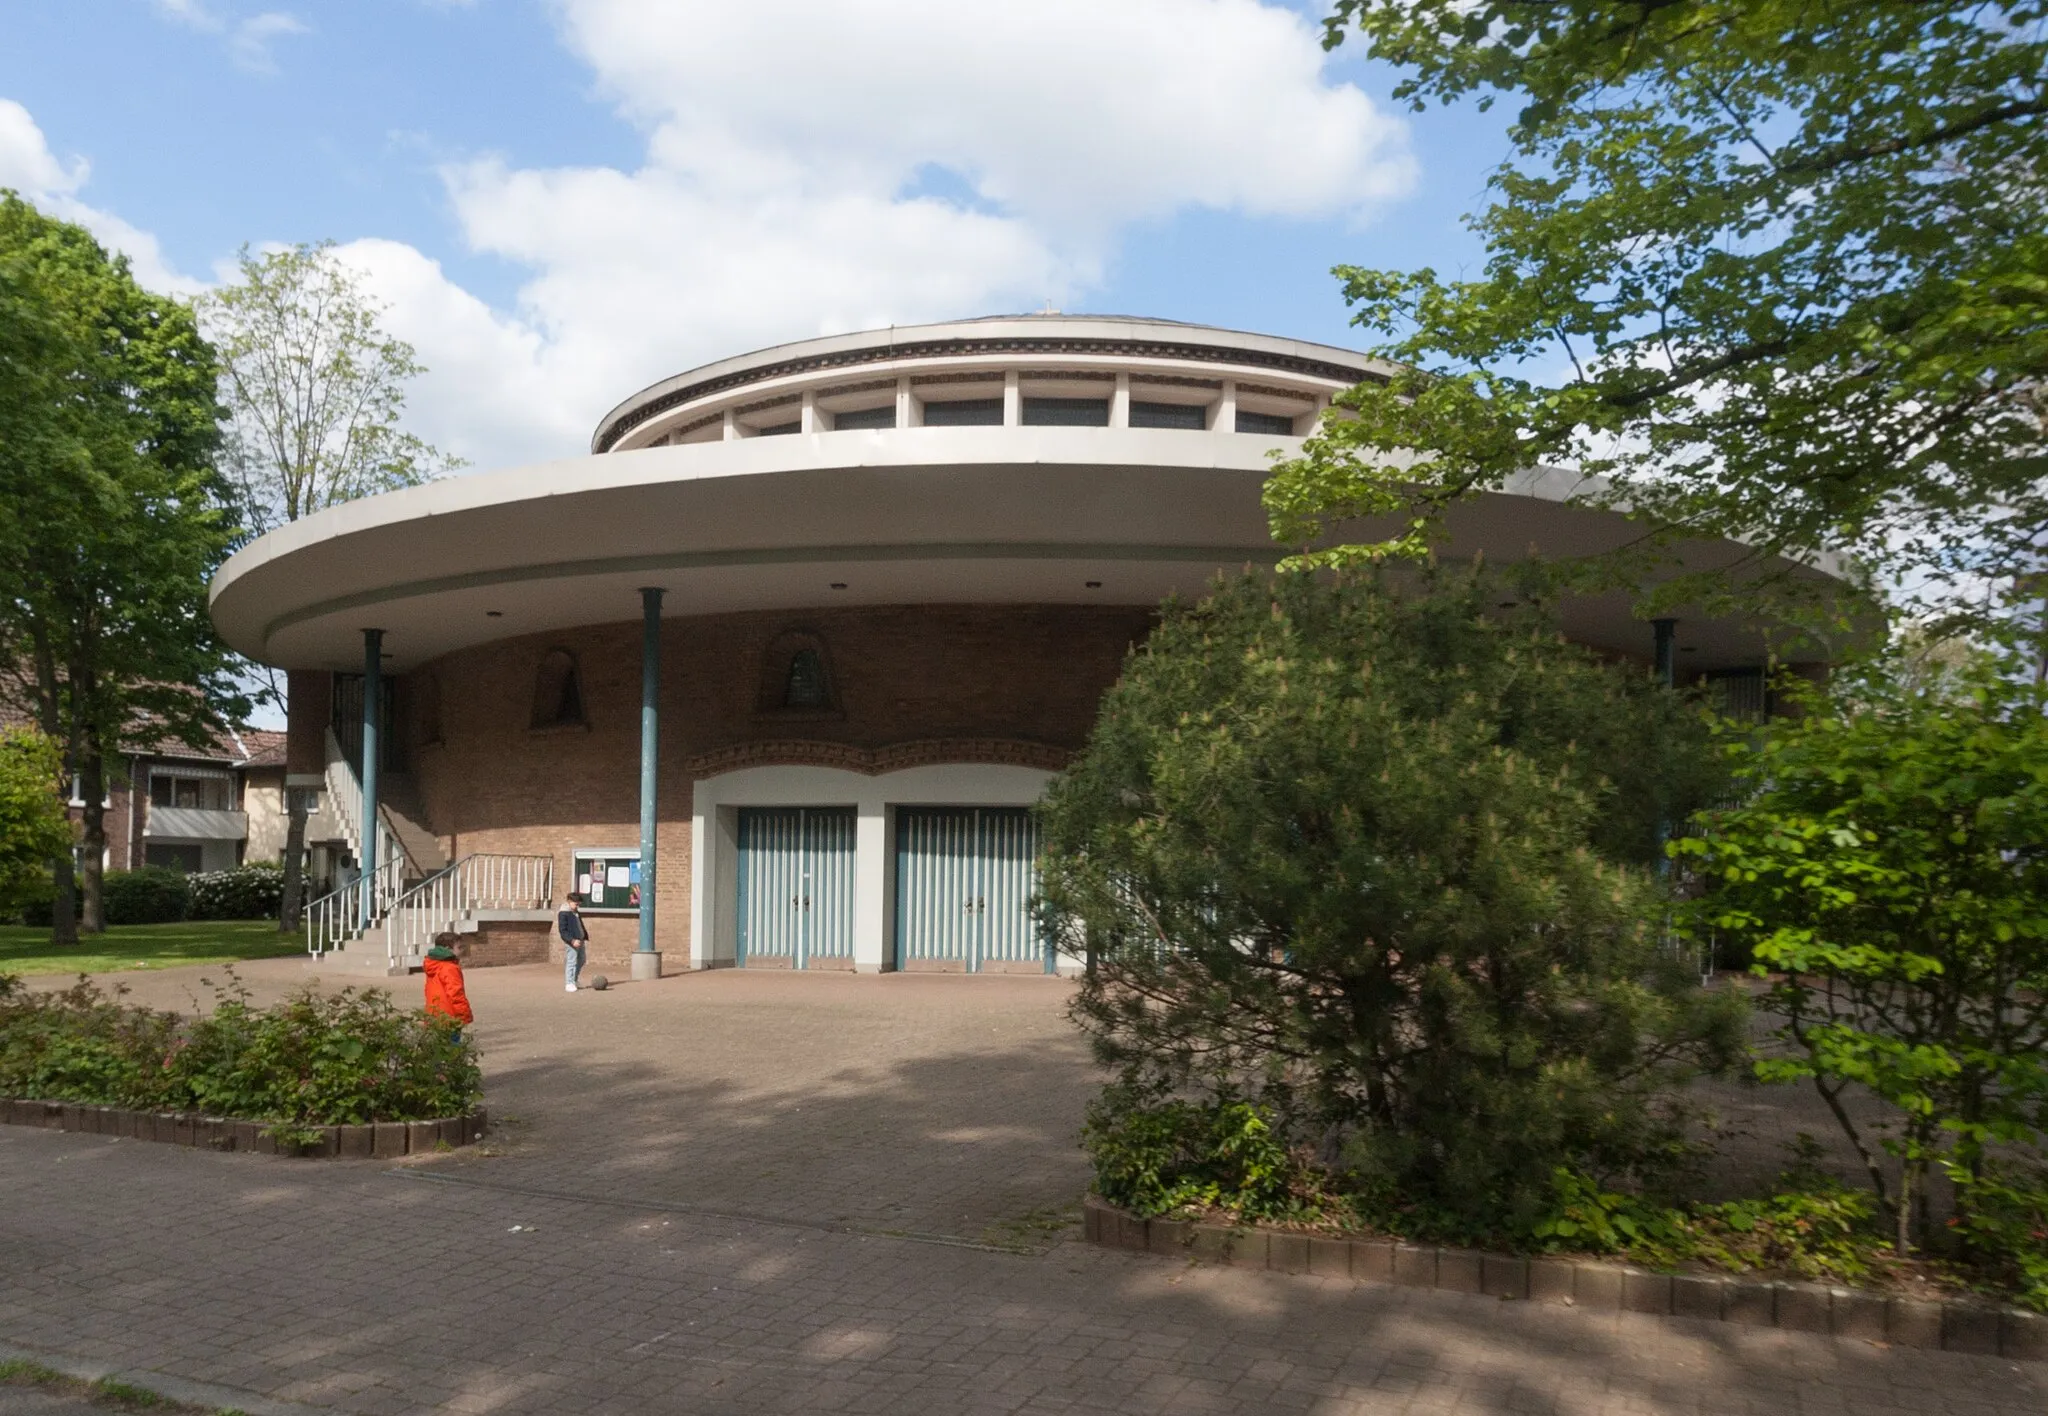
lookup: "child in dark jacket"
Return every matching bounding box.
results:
[423,933,474,1033]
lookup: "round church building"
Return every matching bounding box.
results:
[209,314,1840,979]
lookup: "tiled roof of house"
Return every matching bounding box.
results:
[231,728,287,768]
[0,700,286,771]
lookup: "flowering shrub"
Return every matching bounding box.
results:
[187,862,284,921]
[0,971,478,1125]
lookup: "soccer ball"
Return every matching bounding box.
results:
[589,974,609,991]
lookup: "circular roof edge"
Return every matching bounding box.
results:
[589,314,1396,454]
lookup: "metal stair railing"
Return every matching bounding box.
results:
[305,854,405,959]
[383,853,556,970]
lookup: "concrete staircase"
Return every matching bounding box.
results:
[377,773,448,878]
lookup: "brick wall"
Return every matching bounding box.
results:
[285,670,332,779]
[404,603,1154,958]
[459,919,552,968]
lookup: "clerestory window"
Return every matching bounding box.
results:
[1235,409,1298,437]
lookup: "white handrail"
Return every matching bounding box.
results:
[383,852,556,969]
[305,853,405,958]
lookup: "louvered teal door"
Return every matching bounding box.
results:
[894,808,1050,973]
[736,808,855,967]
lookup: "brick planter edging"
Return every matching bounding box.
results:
[0,1097,486,1158]
[1081,1195,2046,1362]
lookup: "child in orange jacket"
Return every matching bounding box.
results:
[423,934,474,1032]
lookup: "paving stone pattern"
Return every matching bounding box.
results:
[5,961,2045,1414]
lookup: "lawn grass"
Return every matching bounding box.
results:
[0,1357,246,1413]
[0,920,304,976]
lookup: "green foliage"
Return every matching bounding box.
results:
[0,971,479,1124]
[1673,651,2048,1255]
[1042,569,1744,1236]
[0,193,248,939]
[1945,1161,2048,1312]
[187,861,283,921]
[101,868,192,925]
[1269,1,2048,624]
[202,242,459,537]
[1532,1147,1888,1285]
[1084,1085,1331,1222]
[0,729,69,914]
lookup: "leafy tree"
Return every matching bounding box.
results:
[1674,651,2048,1259]
[0,192,247,940]
[1266,1,2048,624]
[201,243,458,930]
[1039,570,1745,1235]
[0,728,71,917]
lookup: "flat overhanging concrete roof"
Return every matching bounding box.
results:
[209,424,1860,675]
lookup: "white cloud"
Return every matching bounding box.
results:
[10,0,1416,472]
[151,1,308,75]
[0,99,202,295]
[366,0,1415,469]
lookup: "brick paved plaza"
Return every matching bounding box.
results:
[3,961,2043,1414]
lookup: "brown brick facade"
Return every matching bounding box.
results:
[383,604,1152,958]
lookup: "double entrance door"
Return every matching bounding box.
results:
[894,807,1048,973]
[734,805,1050,972]
[735,807,856,968]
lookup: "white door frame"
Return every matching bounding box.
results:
[689,762,1054,972]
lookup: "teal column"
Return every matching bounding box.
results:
[634,588,663,977]
[360,628,383,927]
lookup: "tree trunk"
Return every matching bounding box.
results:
[278,790,310,931]
[78,748,107,934]
[50,850,78,945]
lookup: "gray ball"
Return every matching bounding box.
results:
[589,974,609,991]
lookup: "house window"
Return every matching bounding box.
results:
[834,405,896,431]
[1023,397,1109,427]
[1235,409,1298,437]
[145,843,205,873]
[785,648,829,708]
[149,773,230,810]
[921,398,1004,426]
[756,420,801,436]
[530,649,587,729]
[1130,400,1206,430]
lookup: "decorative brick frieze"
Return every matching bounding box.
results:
[1078,1195,2044,1362]
[682,737,1072,778]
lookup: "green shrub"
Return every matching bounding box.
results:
[1042,568,1742,1236]
[1945,1161,2048,1313]
[102,867,190,924]
[1530,1155,1888,1286]
[1084,1085,1331,1222]
[187,861,283,920]
[1674,648,2048,1257]
[0,972,479,1125]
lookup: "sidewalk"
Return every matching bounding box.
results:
[2,963,2041,1413]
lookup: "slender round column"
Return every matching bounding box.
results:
[632,587,663,980]
[359,627,382,928]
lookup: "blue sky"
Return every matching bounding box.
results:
[0,0,1514,470]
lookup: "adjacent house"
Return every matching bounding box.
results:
[0,701,287,875]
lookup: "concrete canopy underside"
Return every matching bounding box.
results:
[211,425,1843,675]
